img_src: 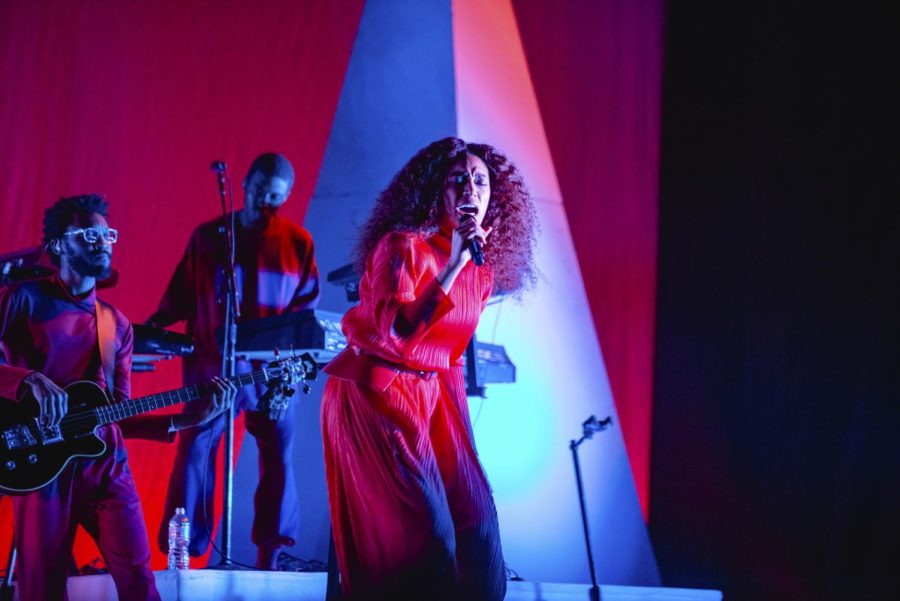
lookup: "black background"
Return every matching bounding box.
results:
[651,3,899,600]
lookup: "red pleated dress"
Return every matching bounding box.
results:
[321,229,506,601]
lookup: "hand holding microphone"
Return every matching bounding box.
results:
[455,204,490,267]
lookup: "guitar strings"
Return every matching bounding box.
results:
[29,363,303,436]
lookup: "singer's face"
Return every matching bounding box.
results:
[443,153,491,227]
[242,171,292,226]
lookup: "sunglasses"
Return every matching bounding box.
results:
[62,227,119,244]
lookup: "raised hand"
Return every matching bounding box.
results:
[449,212,493,268]
[438,213,493,294]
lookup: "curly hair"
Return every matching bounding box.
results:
[43,194,109,265]
[355,137,538,295]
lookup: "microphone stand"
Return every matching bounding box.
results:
[212,161,240,567]
[570,415,613,601]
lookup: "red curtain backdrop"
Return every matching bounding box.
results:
[0,0,364,569]
[0,0,663,574]
[512,0,665,518]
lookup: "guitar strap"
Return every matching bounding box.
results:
[95,300,117,402]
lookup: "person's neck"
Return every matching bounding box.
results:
[438,216,456,239]
[58,265,95,297]
[238,207,270,231]
[237,207,251,229]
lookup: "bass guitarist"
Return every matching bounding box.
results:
[0,194,236,601]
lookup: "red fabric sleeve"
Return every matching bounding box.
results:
[0,286,33,400]
[366,233,455,357]
[287,230,321,312]
[0,364,32,401]
[148,235,195,326]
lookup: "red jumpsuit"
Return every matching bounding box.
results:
[0,276,161,601]
[322,231,506,601]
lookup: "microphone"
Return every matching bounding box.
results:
[582,415,613,440]
[457,204,485,267]
[210,160,227,173]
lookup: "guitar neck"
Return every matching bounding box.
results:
[95,369,269,426]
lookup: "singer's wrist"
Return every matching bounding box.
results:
[437,260,465,293]
[445,256,465,271]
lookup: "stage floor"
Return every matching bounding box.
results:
[43,569,723,601]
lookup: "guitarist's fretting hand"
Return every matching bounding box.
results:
[170,377,238,432]
[19,372,68,428]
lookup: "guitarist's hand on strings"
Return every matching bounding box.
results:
[196,377,237,426]
[170,377,237,432]
[19,371,68,428]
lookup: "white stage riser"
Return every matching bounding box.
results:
[7,570,722,601]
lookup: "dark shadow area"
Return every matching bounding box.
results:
[652,2,899,600]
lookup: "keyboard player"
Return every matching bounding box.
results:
[145,152,320,569]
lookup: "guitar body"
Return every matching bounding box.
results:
[0,380,109,494]
[0,352,316,495]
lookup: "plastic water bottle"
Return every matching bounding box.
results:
[167,507,191,570]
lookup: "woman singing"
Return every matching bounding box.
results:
[322,137,537,600]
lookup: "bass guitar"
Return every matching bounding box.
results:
[0,353,317,494]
